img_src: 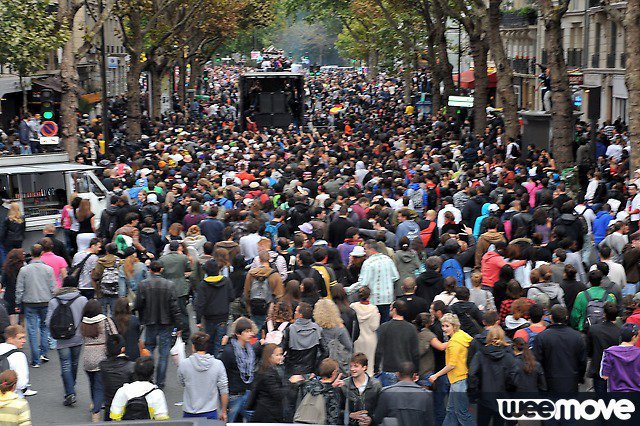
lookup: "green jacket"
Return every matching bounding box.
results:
[570,286,616,331]
[159,252,192,297]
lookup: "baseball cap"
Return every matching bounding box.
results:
[620,323,639,343]
[298,223,314,235]
[351,246,366,257]
[146,193,158,204]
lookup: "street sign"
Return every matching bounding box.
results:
[40,121,58,137]
[39,136,59,145]
[448,95,474,108]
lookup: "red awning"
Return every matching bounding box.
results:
[453,70,497,89]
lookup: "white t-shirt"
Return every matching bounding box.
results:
[0,343,29,396]
[110,381,169,421]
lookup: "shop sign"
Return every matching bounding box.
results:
[39,136,59,145]
[568,72,584,86]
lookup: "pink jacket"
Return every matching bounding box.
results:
[481,251,526,287]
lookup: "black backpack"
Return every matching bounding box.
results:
[0,349,18,372]
[122,387,157,420]
[49,295,81,340]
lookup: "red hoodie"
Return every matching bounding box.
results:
[481,251,526,287]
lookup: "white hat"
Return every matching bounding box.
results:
[351,246,366,257]
[249,181,260,189]
[146,193,158,204]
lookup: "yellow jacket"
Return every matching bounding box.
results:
[445,329,473,383]
[0,391,31,426]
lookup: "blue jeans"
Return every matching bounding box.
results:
[205,320,227,357]
[443,379,474,426]
[24,305,49,365]
[100,296,117,316]
[433,374,450,426]
[184,410,217,419]
[144,325,173,388]
[251,314,266,334]
[87,371,104,414]
[375,371,398,387]
[58,345,82,397]
[228,390,253,422]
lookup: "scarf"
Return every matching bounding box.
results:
[231,338,255,384]
[82,314,106,324]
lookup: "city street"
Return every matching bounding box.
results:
[27,347,184,425]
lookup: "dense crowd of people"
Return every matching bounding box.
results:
[0,65,639,425]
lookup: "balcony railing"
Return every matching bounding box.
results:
[501,11,537,28]
[566,48,583,68]
[607,52,616,68]
[591,53,600,68]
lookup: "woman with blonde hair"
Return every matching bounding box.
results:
[75,198,96,252]
[350,286,379,375]
[118,247,148,300]
[313,299,352,371]
[0,370,31,425]
[468,325,516,425]
[183,225,206,255]
[2,203,25,250]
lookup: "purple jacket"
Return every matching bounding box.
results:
[337,242,358,266]
[600,345,640,391]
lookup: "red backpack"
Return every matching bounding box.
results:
[420,221,437,247]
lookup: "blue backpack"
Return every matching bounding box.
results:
[524,327,540,349]
[441,258,464,287]
[264,221,283,248]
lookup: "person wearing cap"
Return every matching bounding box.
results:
[600,323,640,391]
[194,260,234,356]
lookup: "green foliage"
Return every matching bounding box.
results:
[0,0,68,76]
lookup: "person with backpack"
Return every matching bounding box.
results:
[45,275,87,405]
[259,300,292,346]
[194,260,234,356]
[526,265,565,308]
[395,209,421,247]
[513,303,546,348]
[0,325,32,398]
[244,251,285,331]
[117,247,148,302]
[91,243,122,316]
[138,216,162,258]
[449,287,484,337]
[71,237,101,300]
[586,301,620,396]
[570,270,617,331]
[100,335,135,421]
[291,358,344,425]
[109,356,170,421]
[15,244,56,368]
[97,196,121,243]
[313,299,353,374]
[80,299,117,422]
[178,331,229,420]
[534,305,586,393]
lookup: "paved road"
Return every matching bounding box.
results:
[27,345,186,425]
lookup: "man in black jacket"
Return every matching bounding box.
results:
[134,261,182,389]
[282,302,326,376]
[415,256,444,307]
[100,334,134,421]
[341,353,382,426]
[450,287,484,337]
[195,260,234,356]
[533,305,586,393]
[509,200,533,239]
[374,362,434,426]
[586,301,621,397]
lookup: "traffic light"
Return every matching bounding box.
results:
[41,89,54,120]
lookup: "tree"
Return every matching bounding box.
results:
[538,0,574,168]
[622,2,640,171]
[0,0,67,113]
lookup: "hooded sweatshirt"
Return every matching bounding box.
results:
[446,329,473,383]
[481,251,526,287]
[394,249,421,296]
[473,203,491,239]
[0,391,30,425]
[194,275,234,323]
[45,287,88,349]
[600,345,640,391]
[283,318,324,375]
[415,269,444,307]
[592,210,613,244]
[475,231,507,267]
[526,282,565,307]
[178,353,229,414]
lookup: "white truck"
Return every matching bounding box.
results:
[0,153,107,244]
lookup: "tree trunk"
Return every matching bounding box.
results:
[58,0,80,158]
[432,4,455,104]
[543,8,574,168]
[179,57,187,111]
[190,59,204,94]
[625,0,640,172]
[367,49,379,81]
[431,73,442,113]
[487,0,519,139]
[125,8,143,141]
[402,57,413,105]
[149,62,164,121]
[470,37,489,134]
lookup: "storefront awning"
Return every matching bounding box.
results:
[0,163,101,175]
[453,70,498,89]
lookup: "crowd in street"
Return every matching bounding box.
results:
[0,65,640,425]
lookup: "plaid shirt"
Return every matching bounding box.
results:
[346,253,399,306]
